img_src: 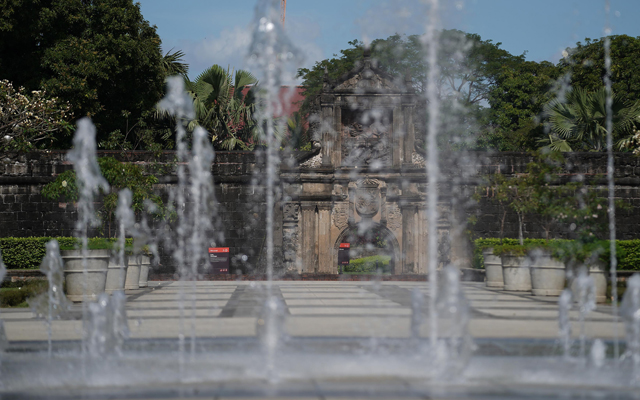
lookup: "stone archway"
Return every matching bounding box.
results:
[333,222,401,274]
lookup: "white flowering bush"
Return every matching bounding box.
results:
[0,80,73,151]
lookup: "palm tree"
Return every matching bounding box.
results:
[184,65,259,150]
[161,49,189,78]
[543,87,640,152]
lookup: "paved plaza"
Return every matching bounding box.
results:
[2,280,622,342]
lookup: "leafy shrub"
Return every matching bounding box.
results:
[474,238,640,271]
[344,255,391,273]
[0,280,48,307]
[41,156,163,238]
[0,237,132,269]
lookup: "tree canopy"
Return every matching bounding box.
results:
[0,0,165,146]
[558,35,640,103]
[298,31,640,153]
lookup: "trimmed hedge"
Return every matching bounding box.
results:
[344,255,392,273]
[0,237,133,270]
[474,238,640,271]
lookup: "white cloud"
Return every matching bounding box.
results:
[171,16,323,83]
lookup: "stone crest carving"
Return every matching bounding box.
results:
[283,203,299,221]
[387,203,402,231]
[332,202,349,230]
[355,179,380,219]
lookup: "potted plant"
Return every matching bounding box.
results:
[494,244,532,291]
[59,238,111,302]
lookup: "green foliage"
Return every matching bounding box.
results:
[0,237,75,269]
[542,87,640,152]
[183,65,258,150]
[559,35,640,104]
[0,280,48,307]
[479,151,613,244]
[40,156,162,237]
[0,237,132,269]
[0,79,74,151]
[473,238,546,268]
[0,0,165,146]
[297,31,522,145]
[285,111,309,150]
[40,169,78,202]
[483,60,560,150]
[343,255,391,273]
[474,238,640,271]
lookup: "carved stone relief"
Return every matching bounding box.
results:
[355,179,380,219]
[283,203,300,222]
[341,108,391,167]
[387,203,402,231]
[332,202,349,230]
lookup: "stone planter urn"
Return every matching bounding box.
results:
[61,249,110,302]
[483,248,504,289]
[138,255,151,288]
[569,261,608,304]
[589,261,608,303]
[124,255,141,290]
[502,253,531,291]
[529,249,565,296]
[105,257,128,294]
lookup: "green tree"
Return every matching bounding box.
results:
[0,0,165,145]
[543,87,640,151]
[483,60,560,151]
[184,65,258,150]
[161,49,189,78]
[559,35,640,103]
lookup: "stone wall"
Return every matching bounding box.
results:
[2,150,640,272]
[466,152,640,241]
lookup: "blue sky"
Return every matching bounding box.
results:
[137,0,640,80]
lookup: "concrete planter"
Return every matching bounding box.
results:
[138,256,151,288]
[589,261,608,303]
[483,248,504,289]
[529,250,565,297]
[502,254,531,291]
[124,255,141,290]
[569,261,608,304]
[61,249,110,302]
[105,257,128,294]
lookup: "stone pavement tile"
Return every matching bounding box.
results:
[126,308,222,318]
[288,307,411,316]
[127,300,228,309]
[280,288,366,293]
[468,318,623,339]
[128,317,256,339]
[474,308,612,319]
[284,299,398,307]
[0,310,35,319]
[471,302,557,309]
[145,289,237,295]
[133,294,233,301]
[5,319,83,341]
[287,316,410,337]
[281,292,380,299]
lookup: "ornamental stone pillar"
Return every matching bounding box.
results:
[300,203,318,273]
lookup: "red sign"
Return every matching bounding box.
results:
[209,248,229,253]
[339,243,350,248]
